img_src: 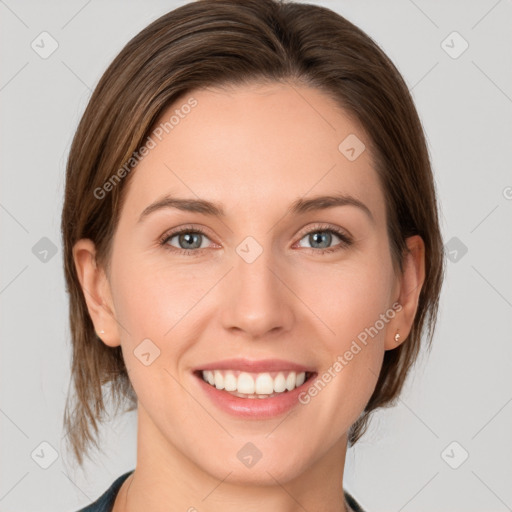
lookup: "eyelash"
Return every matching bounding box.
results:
[158,223,353,256]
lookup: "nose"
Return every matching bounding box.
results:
[219,247,295,340]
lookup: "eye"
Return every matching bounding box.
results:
[159,223,353,256]
[296,225,352,254]
[159,225,213,255]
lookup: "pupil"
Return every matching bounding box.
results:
[311,232,330,249]
[180,233,201,249]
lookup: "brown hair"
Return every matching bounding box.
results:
[61,0,445,467]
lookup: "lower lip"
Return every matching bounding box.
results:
[194,373,315,419]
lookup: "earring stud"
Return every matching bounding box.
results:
[394,330,400,342]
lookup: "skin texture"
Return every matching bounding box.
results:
[73,82,425,512]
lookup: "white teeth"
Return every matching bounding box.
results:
[201,370,308,396]
[296,371,306,387]
[214,370,224,390]
[274,373,287,392]
[255,373,274,394]
[286,372,296,391]
[237,372,255,394]
[224,372,237,391]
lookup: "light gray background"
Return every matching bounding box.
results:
[1,1,511,511]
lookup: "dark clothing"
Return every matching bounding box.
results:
[75,471,133,512]
[75,469,366,511]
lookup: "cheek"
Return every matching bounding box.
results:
[299,283,389,441]
[297,253,395,347]
[111,254,204,335]
[111,262,196,408]
[296,250,394,409]
[110,257,215,386]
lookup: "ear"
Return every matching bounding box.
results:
[72,238,121,347]
[385,234,426,350]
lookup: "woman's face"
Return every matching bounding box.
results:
[78,81,417,484]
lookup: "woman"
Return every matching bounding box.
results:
[62,1,445,510]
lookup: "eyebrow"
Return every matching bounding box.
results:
[138,193,374,224]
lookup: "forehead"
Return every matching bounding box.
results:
[119,82,385,226]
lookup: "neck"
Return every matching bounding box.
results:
[114,405,350,512]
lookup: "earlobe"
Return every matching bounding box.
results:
[72,239,121,347]
[385,235,426,350]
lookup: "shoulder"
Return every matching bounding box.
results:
[74,470,134,512]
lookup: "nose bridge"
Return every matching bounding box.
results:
[219,238,294,338]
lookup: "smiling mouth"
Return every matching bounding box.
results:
[195,369,316,399]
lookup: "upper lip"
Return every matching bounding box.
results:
[194,358,315,373]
